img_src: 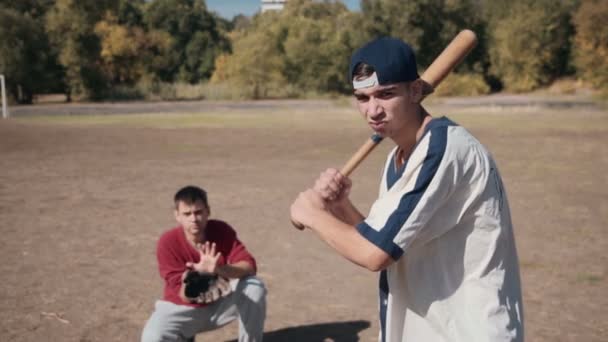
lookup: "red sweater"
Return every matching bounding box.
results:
[156,220,257,307]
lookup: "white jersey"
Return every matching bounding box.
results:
[357,117,524,342]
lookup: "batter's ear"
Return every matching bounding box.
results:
[409,79,425,104]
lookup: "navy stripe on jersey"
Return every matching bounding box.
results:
[387,156,406,190]
[379,270,389,342]
[357,121,451,260]
[424,116,458,133]
[387,117,456,190]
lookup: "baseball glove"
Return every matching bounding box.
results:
[183,271,232,304]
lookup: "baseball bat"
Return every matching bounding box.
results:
[292,29,478,229]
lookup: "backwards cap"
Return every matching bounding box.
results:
[349,37,419,89]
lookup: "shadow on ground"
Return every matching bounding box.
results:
[226,320,371,342]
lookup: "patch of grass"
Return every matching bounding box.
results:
[576,273,603,284]
[197,82,251,100]
[12,108,363,130]
[443,110,608,134]
[434,73,491,97]
[520,260,544,269]
[13,101,608,136]
[14,112,287,129]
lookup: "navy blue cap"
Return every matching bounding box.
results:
[349,37,419,86]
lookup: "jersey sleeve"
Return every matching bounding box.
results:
[157,232,186,296]
[216,222,258,273]
[226,237,257,273]
[357,125,460,260]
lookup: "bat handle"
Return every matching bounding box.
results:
[292,134,384,230]
[340,133,384,176]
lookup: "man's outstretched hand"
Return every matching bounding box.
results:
[186,241,220,274]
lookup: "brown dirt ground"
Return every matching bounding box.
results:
[0,98,606,341]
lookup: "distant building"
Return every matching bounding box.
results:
[261,0,286,13]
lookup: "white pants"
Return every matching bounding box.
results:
[141,276,266,342]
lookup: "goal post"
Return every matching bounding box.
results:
[0,75,8,119]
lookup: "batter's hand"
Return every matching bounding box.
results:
[314,168,352,204]
[290,189,326,228]
[186,242,221,274]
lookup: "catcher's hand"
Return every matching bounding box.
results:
[183,270,232,304]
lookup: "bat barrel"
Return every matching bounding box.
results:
[421,29,478,89]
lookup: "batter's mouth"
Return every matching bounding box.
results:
[369,121,386,130]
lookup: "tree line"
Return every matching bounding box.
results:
[0,0,606,103]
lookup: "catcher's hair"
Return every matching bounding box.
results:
[174,185,208,209]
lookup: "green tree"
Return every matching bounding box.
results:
[360,0,486,72]
[116,0,145,27]
[212,12,287,98]
[487,0,575,92]
[94,13,172,85]
[0,6,61,103]
[93,0,173,87]
[0,0,54,19]
[46,0,119,100]
[282,0,359,93]
[572,0,608,92]
[144,0,230,83]
[231,14,252,32]
[214,0,368,97]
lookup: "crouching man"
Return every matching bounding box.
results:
[142,185,266,342]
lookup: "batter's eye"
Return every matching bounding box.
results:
[378,89,396,98]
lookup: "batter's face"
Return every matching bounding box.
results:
[174,200,209,238]
[353,82,418,140]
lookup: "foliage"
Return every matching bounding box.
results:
[94,13,173,85]
[143,0,231,83]
[116,0,145,27]
[0,0,603,101]
[210,11,289,99]
[572,0,608,92]
[0,6,61,103]
[359,0,487,72]
[433,73,490,97]
[282,0,359,93]
[231,14,252,32]
[0,0,54,18]
[143,81,205,101]
[45,0,118,100]
[486,0,576,92]
[213,0,365,99]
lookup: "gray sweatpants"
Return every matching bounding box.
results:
[141,276,266,342]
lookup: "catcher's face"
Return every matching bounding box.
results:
[174,200,210,238]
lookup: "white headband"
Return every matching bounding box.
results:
[353,72,379,89]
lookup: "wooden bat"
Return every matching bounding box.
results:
[292,29,478,229]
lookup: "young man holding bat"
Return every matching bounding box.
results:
[142,185,266,342]
[291,37,524,341]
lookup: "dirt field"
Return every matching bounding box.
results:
[0,98,606,341]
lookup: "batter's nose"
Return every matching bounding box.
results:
[367,97,383,117]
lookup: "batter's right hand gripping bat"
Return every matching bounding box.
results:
[292,29,478,230]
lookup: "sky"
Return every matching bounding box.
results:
[206,0,361,19]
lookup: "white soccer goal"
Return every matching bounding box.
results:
[0,74,8,119]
